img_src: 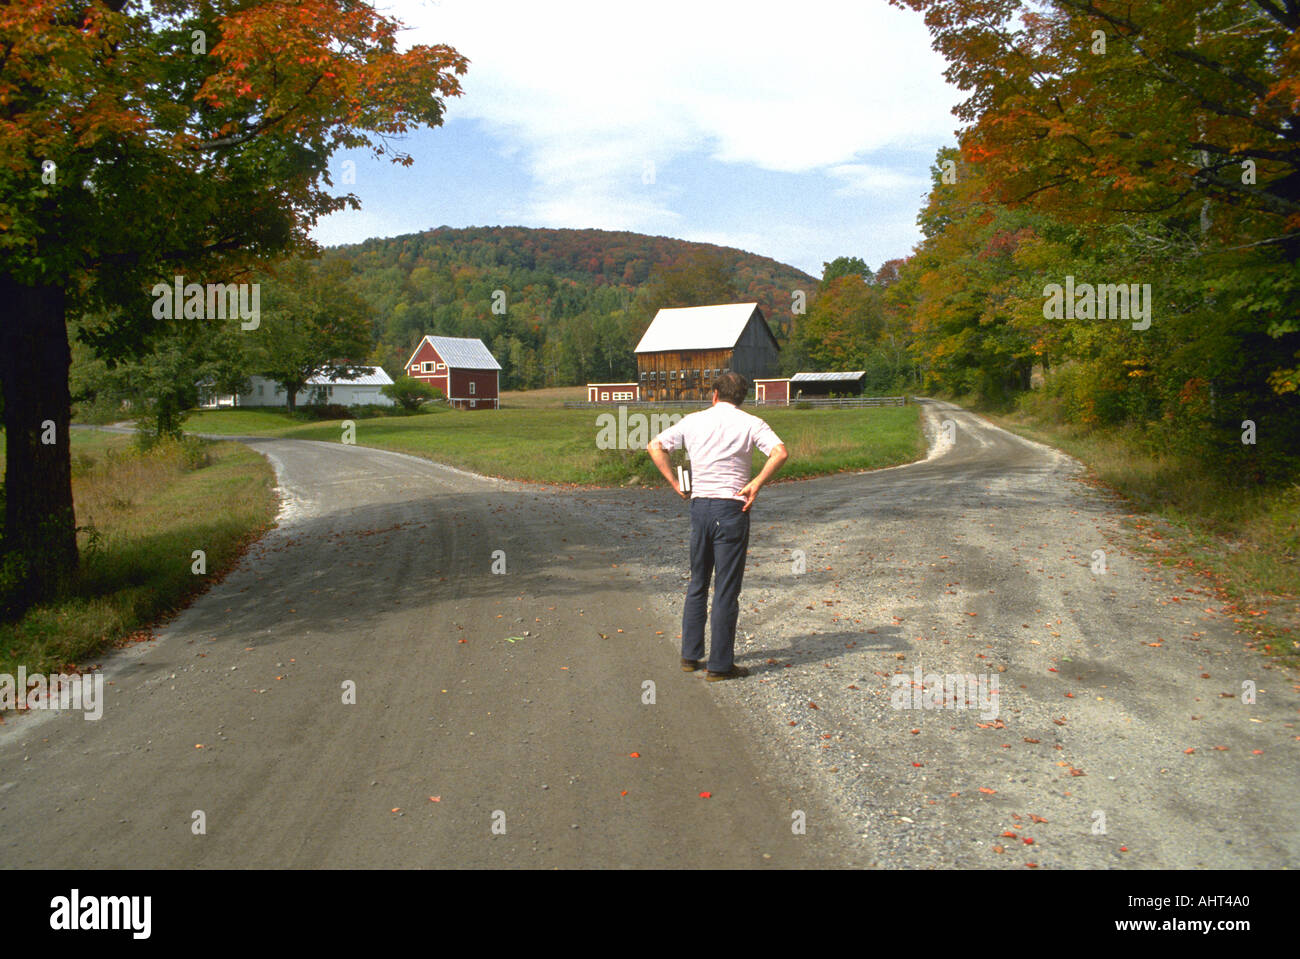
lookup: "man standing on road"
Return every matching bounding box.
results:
[646,372,789,681]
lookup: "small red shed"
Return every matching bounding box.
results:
[754,378,790,406]
[586,382,639,403]
[404,335,502,410]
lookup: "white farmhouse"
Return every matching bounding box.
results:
[200,367,396,408]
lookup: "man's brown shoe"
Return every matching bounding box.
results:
[705,664,750,682]
[681,658,703,672]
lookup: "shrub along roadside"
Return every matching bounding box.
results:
[0,432,278,681]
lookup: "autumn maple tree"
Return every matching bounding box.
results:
[0,0,467,611]
[887,0,1300,478]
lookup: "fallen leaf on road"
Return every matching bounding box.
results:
[429,796,440,803]
[979,787,997,794]
[699,792,711,799]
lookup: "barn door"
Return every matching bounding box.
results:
[757,384,766,404]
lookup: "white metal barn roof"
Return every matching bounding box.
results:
[416,335,502,371]
[305,367,394,387]
[634,303,760,353]
[790,371,867,383]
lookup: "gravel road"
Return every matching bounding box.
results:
[1,400,1294,868]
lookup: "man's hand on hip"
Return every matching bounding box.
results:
[738,480,759,511]
[738,443,788,512]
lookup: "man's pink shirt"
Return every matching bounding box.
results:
[652,401,783,501]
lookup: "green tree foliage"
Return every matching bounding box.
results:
[0,0,467,610]
[821,256,873,288]
[382,375,443,410]
[784,255,921,390]
[888,0,1300,481]
[253,259,373,412]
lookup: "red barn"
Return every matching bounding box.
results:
[404,335,502,410]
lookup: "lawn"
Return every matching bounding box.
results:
[183,402,926,486]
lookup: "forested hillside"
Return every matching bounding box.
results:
[323,226,816,387]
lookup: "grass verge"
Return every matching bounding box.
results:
[0,432,278,681]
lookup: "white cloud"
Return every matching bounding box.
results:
[828,163,929,197]
[382,0,960,233]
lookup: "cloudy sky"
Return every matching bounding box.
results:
[310,0,963,277]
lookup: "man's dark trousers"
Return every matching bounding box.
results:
[682,497,751,673]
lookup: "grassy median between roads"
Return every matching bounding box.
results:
[185,402,926,486]
[979,405,1299,663]
[0,432,277,679]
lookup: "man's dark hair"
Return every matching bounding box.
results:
[714,371,748,406]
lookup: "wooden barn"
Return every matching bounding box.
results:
[790,371,867,398]
[586,382,639,403]
[753,378,790,406]
[404,335,502,410]
[633,303,780,402]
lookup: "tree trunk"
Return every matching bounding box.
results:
[0,274,77,611]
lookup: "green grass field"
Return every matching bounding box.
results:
[0,432,278,678]
[183,402,926,486]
